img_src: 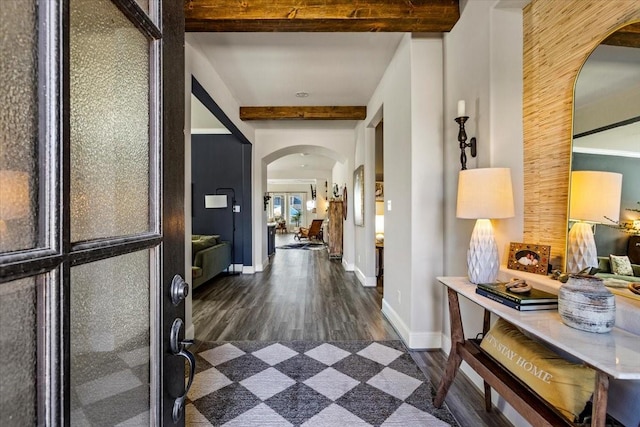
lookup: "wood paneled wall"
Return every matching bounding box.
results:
[522,0,640,268]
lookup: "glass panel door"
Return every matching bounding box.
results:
[0,0,186,425]
[70,0,151,242]
[0,0,39,254]
[288,194,305,228]
[70,251,151,425]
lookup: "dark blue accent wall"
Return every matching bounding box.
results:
[192,135,252,266]
[191,76,252,267]
[572,153,640,256]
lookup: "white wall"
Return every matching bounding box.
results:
[442,1,526,425]
[183,44,194,339]
[355,34,445,348]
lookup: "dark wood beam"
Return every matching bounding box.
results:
[240,106,366,120]
[185,0,460,32]
[602,23,640,48]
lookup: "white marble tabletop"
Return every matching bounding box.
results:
[437,276,640,380]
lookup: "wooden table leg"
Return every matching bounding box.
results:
[591,371,609,427]
[482,309,492,412]
[434,288,465,408]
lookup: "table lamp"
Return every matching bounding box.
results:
[567,171,622,273]
[457,168,514,284]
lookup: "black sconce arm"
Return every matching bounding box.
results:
[455,116,477,170]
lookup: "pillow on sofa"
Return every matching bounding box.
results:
[610,254,633,276]
[598,257,611,273]
[191,235,221,262]
[480,318,595,421]
[200,235,220,245]
[192,239,215,259]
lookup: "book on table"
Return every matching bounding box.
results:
[476,282,558,304]
[475,287,557,311]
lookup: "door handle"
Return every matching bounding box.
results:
[170,318,196,424]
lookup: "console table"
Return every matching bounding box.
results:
[434,276,640,427]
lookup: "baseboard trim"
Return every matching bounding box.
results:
[381,299,442,349]
[356,268,377,288]
[342,258,354,271]
[382,299,410,345]
[242,265,255,274]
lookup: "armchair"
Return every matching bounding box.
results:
[294,219,324,241]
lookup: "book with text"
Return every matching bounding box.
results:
[475,288,557,311]
[476,282,558,304]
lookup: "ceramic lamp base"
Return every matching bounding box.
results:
[467,219,499,284]
[567,221,598,273]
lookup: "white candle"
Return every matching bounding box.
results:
[457,100,466,117]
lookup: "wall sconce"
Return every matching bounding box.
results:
[263,193,271,211]
[455,100,477,170]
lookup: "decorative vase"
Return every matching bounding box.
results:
[558,275,615,333]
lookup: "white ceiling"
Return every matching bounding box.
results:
[188,32,405,175]
[191,94,228,133]
[187,32,405,129]
[268,153,338,173]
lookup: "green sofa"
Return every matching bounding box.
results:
[191,235,232,289]
[596,256,640,283]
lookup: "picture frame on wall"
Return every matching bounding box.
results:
[353,165,364,226]
[507,242,551,275]
[375,181,384,201]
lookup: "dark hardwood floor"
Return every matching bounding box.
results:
[191,233,512,427]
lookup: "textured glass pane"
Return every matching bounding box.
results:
[70,0,150,242]
[0,277,37,425]
[0,1,39,253]
[71,250,150,425]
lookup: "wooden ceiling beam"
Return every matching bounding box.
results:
[185,0,460,32]
[240,106,367,120]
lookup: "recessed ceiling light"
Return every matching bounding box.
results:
[295,91,309,98]
[300,164,307,168]
[300,153,308,156]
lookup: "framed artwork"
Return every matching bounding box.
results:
[353,165,364,226]
[507,242,550,275]
[375,181,384,201]
[342,186,348,220]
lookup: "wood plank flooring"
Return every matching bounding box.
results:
[191,233,512,427]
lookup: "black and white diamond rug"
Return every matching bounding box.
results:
[186,341,458,426]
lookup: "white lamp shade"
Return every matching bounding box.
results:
[569,171,622,223]
[456,168,515,219]
[205,194,227,209]
[0,170,29,220]
[375,215,384,234]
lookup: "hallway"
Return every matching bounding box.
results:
[192,233,397,343]
[190,234,512,427]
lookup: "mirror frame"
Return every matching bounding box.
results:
[522,1,640,269]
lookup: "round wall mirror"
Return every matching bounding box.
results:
[569,22,640,272]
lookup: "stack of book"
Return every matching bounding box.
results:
[476,282,558,311]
